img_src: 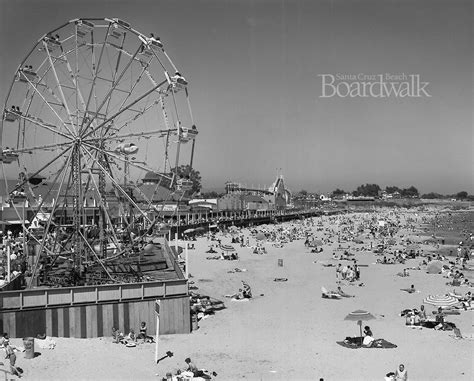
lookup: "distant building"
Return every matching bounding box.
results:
[222,174,292,212]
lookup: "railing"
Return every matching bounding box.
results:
[162,238,186,279]
[0,278,188,311]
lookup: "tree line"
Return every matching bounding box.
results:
[297,184,472,200]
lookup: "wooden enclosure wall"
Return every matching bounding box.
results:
[0,295,190,338]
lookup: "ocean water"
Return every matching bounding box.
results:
[419,210,474,256]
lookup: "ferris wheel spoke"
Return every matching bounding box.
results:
[79,25,111,134]
[10,141,72,155]
[43,41,78,136]
[85,127,173,143]
[83,142,172,183]
[168,89,183,178]
[101,98,163,138]
[81,78,167,140]
[26,146,73,229]
[103,32,128,117]
[28,148,74,287]
[60,46,87,114]
[84,167,122,249]
[111,56,156,121]
[7,145,73,196]
[20,77,76,137]
[82,44,143,136]
[81,145,152,223]
[15,113,73,141]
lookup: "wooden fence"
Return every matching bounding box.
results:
[0,279,190,338]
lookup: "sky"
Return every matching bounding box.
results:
[0,0,472,195]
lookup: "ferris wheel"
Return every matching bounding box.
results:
[1,18,197,284]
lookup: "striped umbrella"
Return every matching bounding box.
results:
[344,309,376,321]
[344,310,376,341]
[220,244,236,252]
[423,294,459,307]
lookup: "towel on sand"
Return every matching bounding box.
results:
[337,339,397,349]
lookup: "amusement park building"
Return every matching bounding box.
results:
[220,174,292,212]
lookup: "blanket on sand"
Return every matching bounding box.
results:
[337,339,397,349]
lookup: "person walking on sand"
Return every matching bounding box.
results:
[336,264,342,283]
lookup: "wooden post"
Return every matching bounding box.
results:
[185,244,189,279]
[6,238,11,283]
[175,233,178,254]
[154,300,160,363]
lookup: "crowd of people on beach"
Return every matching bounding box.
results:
[1,204,472,379]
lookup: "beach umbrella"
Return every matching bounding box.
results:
[426,260,443,274]
[220,244,236,252]
[255,233,266,241]
[423,295,459,307]
[184,228,195,234]
[344,310,376,341]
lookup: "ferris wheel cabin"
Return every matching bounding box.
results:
[108,18,131,39]
[138,33,163,57]
[0,148,19,164]
[42,34,62,53]
[17,67,38,83]
[178,125,198,143]
[3,107,22,122]
[75,19,94,39]
[166,72,188,92]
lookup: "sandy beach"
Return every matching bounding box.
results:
[3,207,473,381]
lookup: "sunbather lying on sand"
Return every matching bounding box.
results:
[400,285,417,293]
[321,286,341,299]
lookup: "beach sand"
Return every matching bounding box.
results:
[4,209,473,380]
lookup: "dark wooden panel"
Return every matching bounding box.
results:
[52,308,58,337]
[63,308,69,338]
[57,308,64,337]
[80,306,87,338]
[96,304,103,337]
[123,303,130,333]
[15,309,46,338]
[112,303,119,332]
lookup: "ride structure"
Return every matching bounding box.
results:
[1,18,198,287]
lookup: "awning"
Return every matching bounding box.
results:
[0,220,30,225]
